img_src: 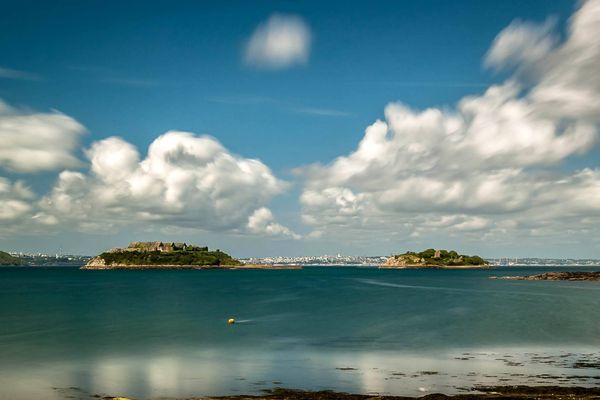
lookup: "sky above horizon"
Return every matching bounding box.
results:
[1,0,600,258]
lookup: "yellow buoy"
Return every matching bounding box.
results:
[227,318,235,325]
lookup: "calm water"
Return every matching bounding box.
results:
[1,266,599,399]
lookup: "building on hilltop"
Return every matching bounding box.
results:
[122,241,206,252]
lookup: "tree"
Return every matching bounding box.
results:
[419,248,436,258]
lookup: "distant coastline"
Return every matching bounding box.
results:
[3,247,600,268]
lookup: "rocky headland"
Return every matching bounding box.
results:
[0,250,23,266]
[381,249,489,269]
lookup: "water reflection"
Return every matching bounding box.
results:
[1,346,599,399]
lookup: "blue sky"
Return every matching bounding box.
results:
[2,0,574,166]
[2,0,600,258]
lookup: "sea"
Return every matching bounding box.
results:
[0,266,599,399]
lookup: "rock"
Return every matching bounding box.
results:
[81,256,108,269]
[492,271,600,281]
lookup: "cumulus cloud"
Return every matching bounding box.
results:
[485,18,557,71]
[247,207,301,239]
[245,14,311,69]
[0,177,59,236]
[299,0,600,244]
[32,131,297,238]
[0,99,85,173]
[530,1,600,120]
[486,1,600,121]
[0,177,35,222]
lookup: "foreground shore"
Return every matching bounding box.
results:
[63,386,600,400]
[209,387,600,400]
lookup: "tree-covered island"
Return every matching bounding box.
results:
[82,241,242,269]
[381,248,488,268]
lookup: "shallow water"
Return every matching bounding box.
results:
[0,266,599,399]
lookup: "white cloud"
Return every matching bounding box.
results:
[0,177,59,237]
[0,99,85,173]
[245,14,311,69]
[0,177,34,221]
[32,131,297,238]
[485,18,557,71]
[299,0,600,245]
[530,0,600,120]
[247,207,301,239]
[291,107,350,117]
[0,66,40,81]
[486,1,600,121]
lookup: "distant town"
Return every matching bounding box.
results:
[240,255,600,267]
[6,252,600,267]
[240,254,388,266]
[488,258,600,267]
[8,252,92,267]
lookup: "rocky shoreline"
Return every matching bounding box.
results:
[491,271,600,281]
[210,387,600,399]
[58,386,600,400]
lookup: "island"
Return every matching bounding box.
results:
[491,271,600,281]
[82,241,301,270]
[0,250,23,266]
[381,248,489,268]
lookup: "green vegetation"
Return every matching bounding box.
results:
[0,251,23,266]
[99,248,241,266]
[392,248,488,266]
